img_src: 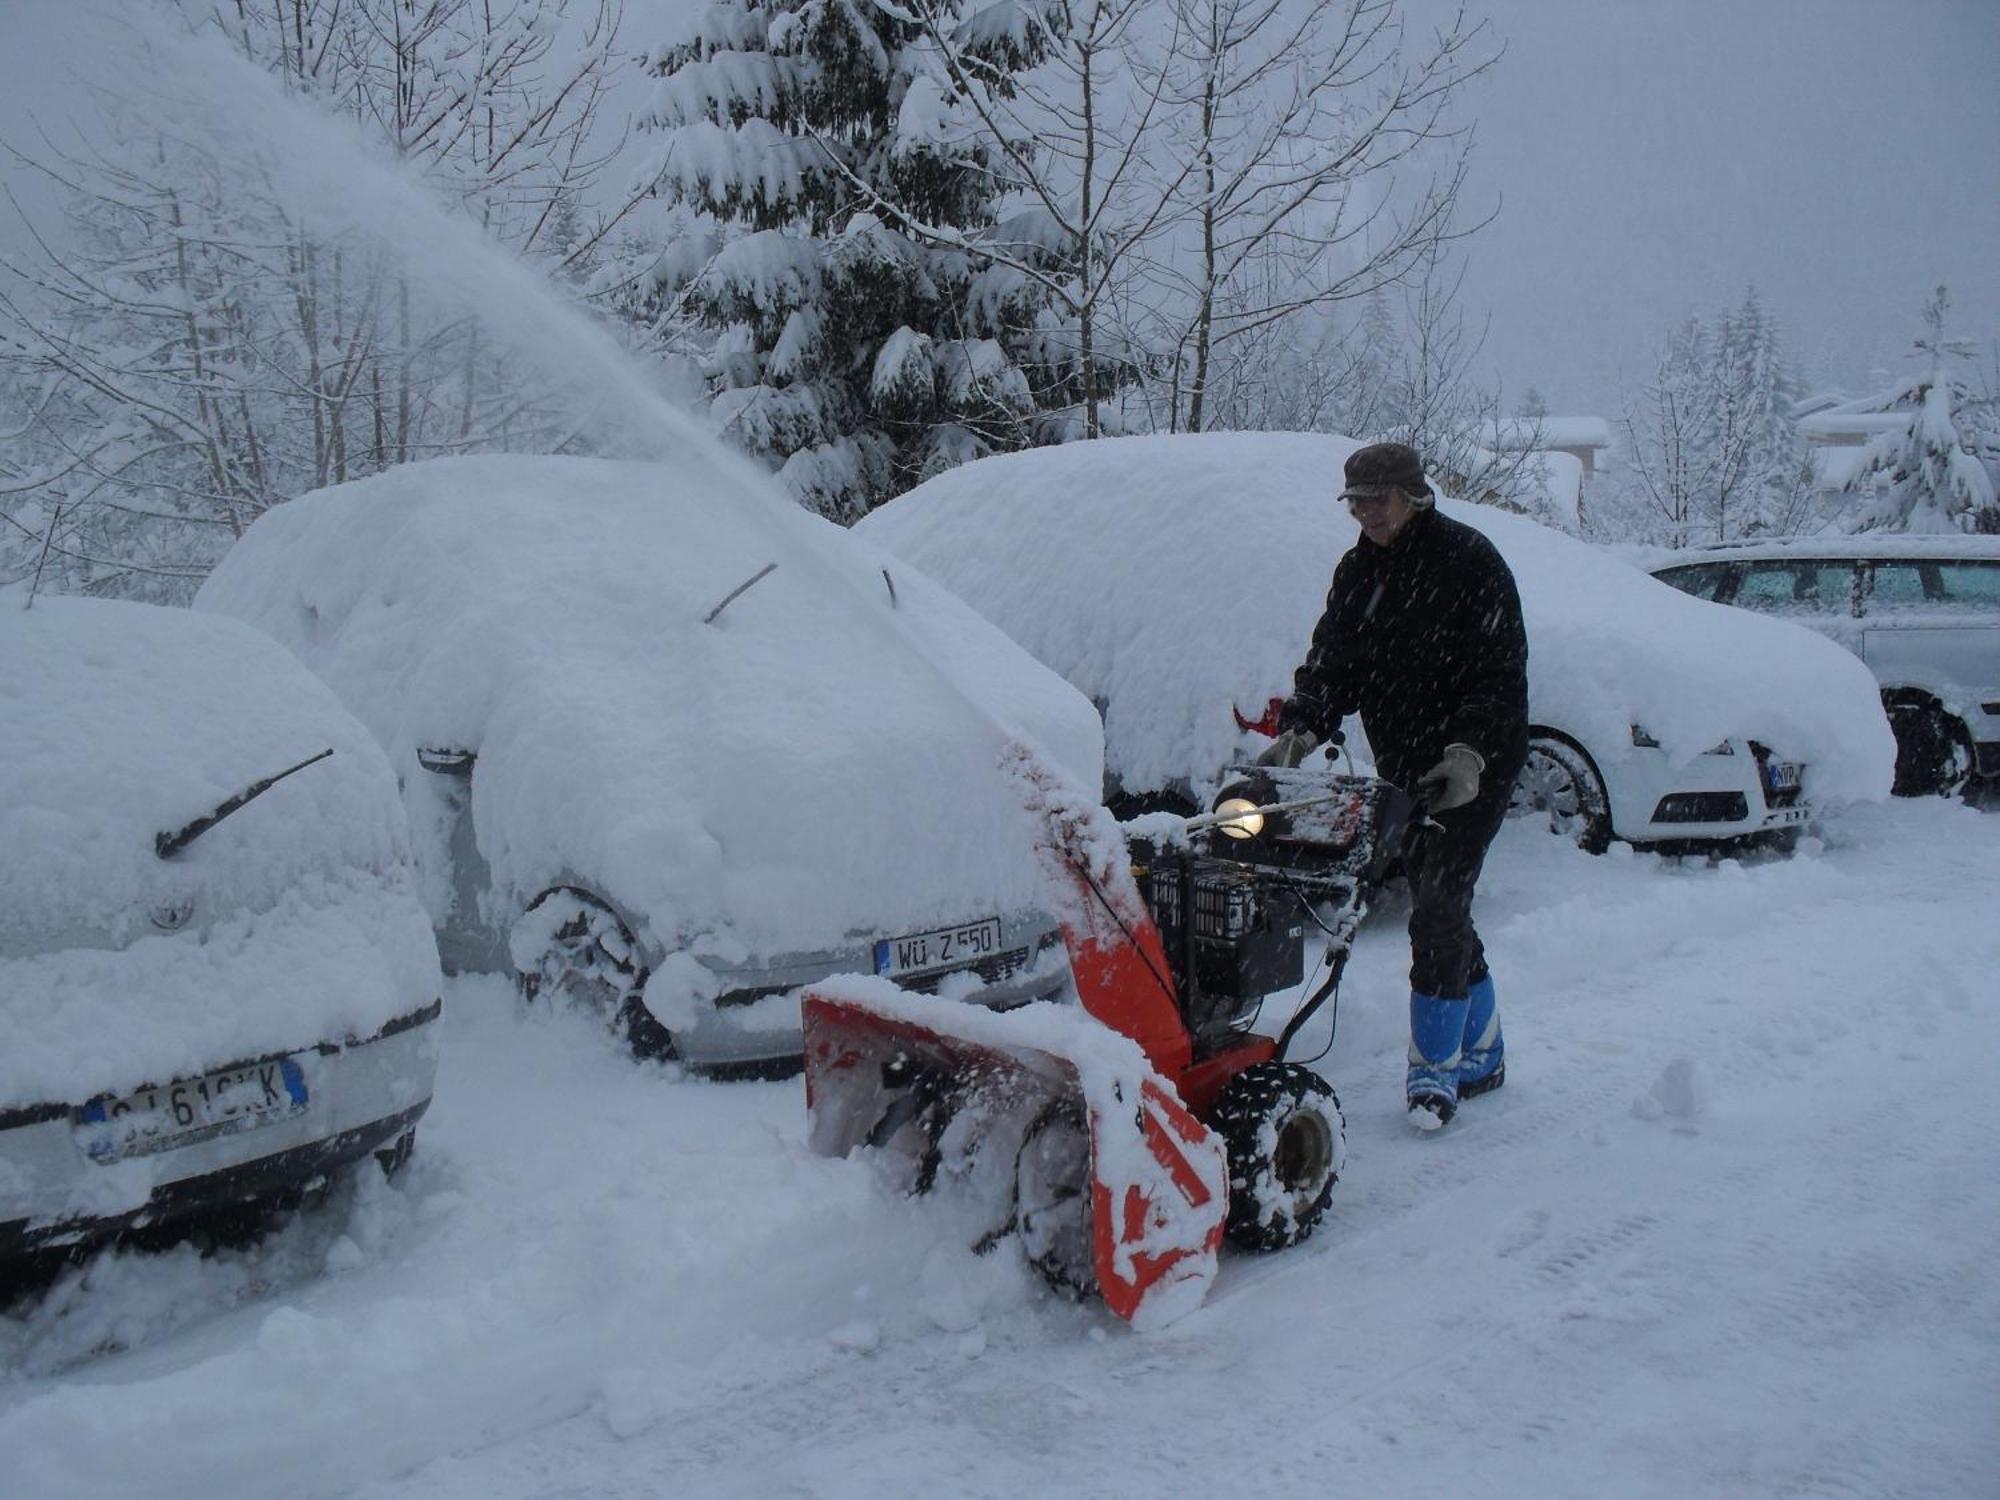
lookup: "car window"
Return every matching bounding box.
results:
[1868,559,2000,613]
[1937,560,2000,606]
[1652,562,1731,601]
[1732,560,1854,615]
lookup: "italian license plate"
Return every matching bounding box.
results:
[75,1057,309,1164]
[875,918,1002,979]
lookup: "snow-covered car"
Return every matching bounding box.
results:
[1648,536,2000,796]
[195,454,1104,1073]
[2,599,443,1262]
[855,432,1894,852]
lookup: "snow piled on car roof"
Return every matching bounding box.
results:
[195,454,1104,960]
[0,598,439,1099]
[857,431,1894,803]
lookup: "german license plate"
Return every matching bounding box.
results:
[1766,760,1802,792]
[875,918,1002,979]
[75,1057,308,1164]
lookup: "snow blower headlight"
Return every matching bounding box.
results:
[1212,796,1265,840]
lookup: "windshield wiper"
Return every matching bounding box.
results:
[156,747,334,860]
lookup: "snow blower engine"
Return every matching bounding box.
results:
[799,748,1416,1330]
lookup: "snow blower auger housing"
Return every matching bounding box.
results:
[802,746,1374,1329]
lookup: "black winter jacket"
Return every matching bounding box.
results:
[1279,507,1530,791]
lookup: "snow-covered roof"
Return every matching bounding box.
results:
[1798,411,1908,442]
[1795,379,1926,443]
[1649,534,2000,563]
[1482,416,1614,452]
[857,432,1891,803]
[1789,391,1847,420]
[196,455,1105,961]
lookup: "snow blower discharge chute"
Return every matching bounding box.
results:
[802,750,1414,1329]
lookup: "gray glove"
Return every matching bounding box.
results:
[1417,743,1484,812]
[1254,728,1320,769]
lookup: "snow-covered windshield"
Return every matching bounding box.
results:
[0,598,413,955]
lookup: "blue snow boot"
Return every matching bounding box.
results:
[1457,971,1506,1101]
[1407,990,1471,1130]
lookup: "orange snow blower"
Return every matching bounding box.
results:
[802,745,1413,1328]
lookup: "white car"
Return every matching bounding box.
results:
[196,454,1104,1073]
[1,599,443,1264]
[855,432,1894,852]
[1648,536,2000,796]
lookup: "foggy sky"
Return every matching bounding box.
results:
[1434,0,2000,413]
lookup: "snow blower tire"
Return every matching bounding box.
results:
[1014,1103,1096,1299]
[1214,1062,1344,1251]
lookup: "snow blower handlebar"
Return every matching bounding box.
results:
[1181,789,1350,834]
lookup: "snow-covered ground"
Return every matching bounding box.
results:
[4,798,1997,1499]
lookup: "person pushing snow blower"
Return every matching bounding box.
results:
[1261,442,1529,1129]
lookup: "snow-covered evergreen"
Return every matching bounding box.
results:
[1841,287,2000,534]
[625,0,1072,520]
[1617,290,1818,546]
[1708,288,1812,538]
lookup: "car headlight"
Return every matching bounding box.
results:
[1211,796,1265,840]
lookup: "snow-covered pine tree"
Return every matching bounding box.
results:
[1842,287,2000,534]
[630,0,1067,520]
[1703,287,1810,539]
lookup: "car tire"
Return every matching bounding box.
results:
[516,887,676,1061]
[1213,1062,1344,1251]
[1509,733,1613,854]
[374,1128,417,1179]
[1885,697,1972,798]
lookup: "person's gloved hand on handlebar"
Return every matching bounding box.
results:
[1253,727,1320,768]
[1416,743,1484,813]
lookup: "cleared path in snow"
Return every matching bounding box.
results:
[3,799,1997,1499]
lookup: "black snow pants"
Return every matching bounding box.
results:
[1401,784,1510,999]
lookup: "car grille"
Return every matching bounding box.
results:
[713,945,1044,1009]
[1651,792,1749,824]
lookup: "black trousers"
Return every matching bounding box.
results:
[1400,786,1510,998]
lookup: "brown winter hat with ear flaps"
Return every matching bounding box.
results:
[1339,442,1434,505]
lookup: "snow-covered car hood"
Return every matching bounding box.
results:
[855,431,1895,803]
[195,455,1105,959]
[0,598,441,1102]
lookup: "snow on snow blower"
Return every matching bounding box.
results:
[802,745,1414,1329]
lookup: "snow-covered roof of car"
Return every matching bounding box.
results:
[196,455,1104,960]
[1648,535,2000,563]
[857,431,1893,803]
[1,597,438,1100]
